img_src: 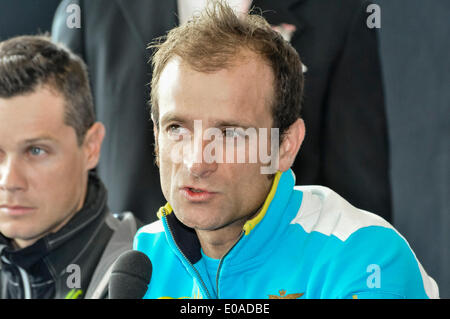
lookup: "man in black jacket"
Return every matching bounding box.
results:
[0,35,139,299]
[52,0,391,223]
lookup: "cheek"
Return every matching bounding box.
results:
[32,154,85,206]
[158,140,177,201]
[232,164,271,207]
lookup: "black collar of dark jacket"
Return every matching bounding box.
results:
[165,212,202,264]
[0,171,108,276]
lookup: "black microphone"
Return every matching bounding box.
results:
[109,250,152,299]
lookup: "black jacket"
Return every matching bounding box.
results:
[52,0,391,222]
[0,173,139,299]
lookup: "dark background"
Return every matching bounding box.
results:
[377,0,449,299]
[0,0,448,298]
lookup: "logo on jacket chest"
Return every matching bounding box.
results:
[268,289,304,299]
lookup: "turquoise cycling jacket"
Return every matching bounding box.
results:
[133,169,439,299]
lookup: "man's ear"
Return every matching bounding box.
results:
[277,118,305,172]
[83,122,106,170]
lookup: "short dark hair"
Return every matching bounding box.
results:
[149,0,304,141]
[0,35,95,145]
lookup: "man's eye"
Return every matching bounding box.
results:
[168,125,181,134]
[167,125,189,138]
[223,128,241,138]
[28,146,46,156]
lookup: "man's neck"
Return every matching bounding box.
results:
[196,223,244,259]
[195,206,262,259]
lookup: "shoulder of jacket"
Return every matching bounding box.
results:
[136,219,164,236]
[291,185,393,242]
[290,186,439,299]
[84,212,140,299]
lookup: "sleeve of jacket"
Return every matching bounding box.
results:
[322,1,391,220]
[51,0,85,61]
[330,226,439,299]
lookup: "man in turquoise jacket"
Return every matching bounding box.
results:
[134,2,439,299]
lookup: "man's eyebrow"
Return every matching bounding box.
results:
[159,113,254,129]
[22,136,57,144]
[159,113,189,125]
[213,120,253,129]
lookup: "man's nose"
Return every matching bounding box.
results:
[183,133,218,179]
[0,157,27,192]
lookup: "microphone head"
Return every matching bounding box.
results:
[109,250,152,299]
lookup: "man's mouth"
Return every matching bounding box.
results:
[180,187,217,202]
[0,205,36,216]
[188,187,205,193]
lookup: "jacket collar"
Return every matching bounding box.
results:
[224,169,299,266]
[160,169,299,265]
[113,0,306,45]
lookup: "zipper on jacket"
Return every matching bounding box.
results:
[18,266,32,299]
[161,208,212,299]
[1,256,32,299]
[215,231,244,299]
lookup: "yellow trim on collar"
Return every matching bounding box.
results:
[157,171,282,235]
[242,171,282,235]
[157,202,173,219]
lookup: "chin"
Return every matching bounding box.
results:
[0,227,39,243]
[175,211,224,231]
